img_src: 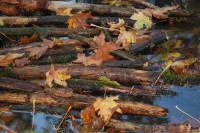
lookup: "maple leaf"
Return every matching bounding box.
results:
[130,12,152,30]
[137,6,179,19]
[107,18,125,31]
[55,7,73,16]
[26,45,48,60]
[74,53,102,66]
[13,57,30,67]
[19,0,48,11]
[0,3,20,15]
[0,52,24,67]
[93,96,122,122]
[93,32,105,47]
[18,34,38,45]
[66,11,99,29]
[45,64,71,87]
[116,26,136,50]
[42,38,54,48]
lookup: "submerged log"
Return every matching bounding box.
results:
[0,90,167,116]
[0,28,101,37]
[5,64,161,84]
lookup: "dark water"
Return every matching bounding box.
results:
[1,0,200,132]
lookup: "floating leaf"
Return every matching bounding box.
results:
[98,76,120,86]
[93,96,122,122]
[0,52,25,67]
[130,12,152,30]
[66,11,99,29]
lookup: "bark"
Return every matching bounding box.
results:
[0,90,167,116]
[128,31,167,53]
[0,76,42,92]
[48,1,194,17]
[0,28,101,38]
[3,64,161,84]
[0,16,135,26]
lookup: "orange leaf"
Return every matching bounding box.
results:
[18,34,38,45]
[107,18,125,31]
[0,0,20,4]
[55,7,73,16]
[0,107,15,123]
[81,106,95,124]
[19,0,47,11]
[0,3,20,15]
[66,11,99,29]
[0,52,25,67]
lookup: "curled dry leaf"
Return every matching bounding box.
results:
[13,57,30,67]
[66,11,99,29]
[55,7,73,16]
[0,52,25,67]
[18,34,38,45]
[130,12,152,30]
[93,96,122,122]
[107,18,125,31]
[45,64,71,87]
[136,6,179,19]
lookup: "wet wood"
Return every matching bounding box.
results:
[0,90,167,116]
[0,28,101,38]
[0,16,134,26]
[0,76,42,92]
[5,64,161,84]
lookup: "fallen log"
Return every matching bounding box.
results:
[0,90,167,116]
[0,16,135,26]
[48,1,194,17]
[3,64,161,84]
[0,28,101,38]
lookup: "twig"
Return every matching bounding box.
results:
[55,106,72,133]
[31,100,36,133]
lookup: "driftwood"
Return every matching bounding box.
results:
[2,64,161,84]
[48,1,194,17]
[0,16,134,26]
[0,27,101,37]
[0,88,167,116]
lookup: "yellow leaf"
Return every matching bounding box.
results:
[0,52,25,67]
[93,96,122,122]
[130,12,152,30]
[107,18,125,31]
[55,7,73,16]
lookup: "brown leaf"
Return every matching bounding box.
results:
[0,0,20,4]
[74,53,102,66]
[0,3,20,15]
[81,106,95,124]
[0,52,25,67]
[167,122,191,133]
[18,34,38,45]
[13,57,30,67]
[26,45,48,60]
[55,7,73,16]
[42,38,54,48]
[93,32,105,47]
[137,6,179,19]
[66,11,99,29]
[0,107,15,123]
[20,0,48,11]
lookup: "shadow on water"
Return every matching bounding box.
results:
[1,0,200,132]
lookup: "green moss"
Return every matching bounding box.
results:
[98,76,120,86]
[54,56,75,63]
[161,69,200,85]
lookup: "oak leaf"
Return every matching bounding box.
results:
[45,64,71,87]
[0,52,24,67]
[130,12,152,30]
[93,96,122,122]
[66,11,99,29]
[107,18,125,31]
[136,6,179,19]
[55,7,73,16]
[18,34,38,45]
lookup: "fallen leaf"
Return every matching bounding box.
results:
[13,57,30,67]
[45,64,71,87]
[167,122,191,133]
[107,18,125,31]
[130,12,152,30]
[20,0,48,11]
[55,7,73,16]
[116,26,136,49]
[26,45,48,60]
[42,38,54,48]
[0,3,20,15]
[137,6,179,19]
[93,96,122,122]
[0,0,20,4]
[0,52,25,67]
[0,107,15,123]
[74,53,102,66]
[93,32,106,47]
[66,11,99,29]
[81,105,95,124]
[18,34,38,45]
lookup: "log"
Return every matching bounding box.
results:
[0,76,42,92]
[0,90,167,116]
[0,16,135,26]
[0,28,101,37]
[48,1,194,17]
[4,64,161,84]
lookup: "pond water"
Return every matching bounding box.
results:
[1,0,200,132]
